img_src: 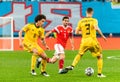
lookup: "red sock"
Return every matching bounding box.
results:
[59,59,64,69]
[46,58,51,63]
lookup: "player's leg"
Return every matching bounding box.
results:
[65,53,83,70]
[66,44,87,70]
[36,57,42,68]
[91,42,106,77]
[31,54,37,75]
[54,44,66,74]
[97,55,106,77]
[50,55,58,63]
[23,42,38,75]
[58,53,66,74]
[41,59,49,77]
[32,46,51,63]
[32,45,50,76]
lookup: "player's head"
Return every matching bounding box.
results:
[35,14,46,26]
[86,7,93,17]
[62,16,69,27]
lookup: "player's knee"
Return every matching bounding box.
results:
[97,55,102,59]
[39,53,48,60]
[50,60,56,64]
[32,48,38,55]
[59,54,65,60]
[78,53,83,57]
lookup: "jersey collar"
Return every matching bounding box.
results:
[61,25,69,29]
[34,23,40,28]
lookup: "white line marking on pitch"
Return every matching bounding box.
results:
[107,56,120,59]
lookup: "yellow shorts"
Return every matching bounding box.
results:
[23,41,44,54]
[78,38,102,57]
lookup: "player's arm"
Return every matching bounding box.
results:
[40,29,50,50]
[41,38,50,50]
[19,24,29,48]
[69,34,74,50]
[94,19,107,41]
[75,28,82,35]
[95,26,107,41]
[45,27,58,38]
[75,21,82,35]
[45,31,53,38]
[19,29,24,48]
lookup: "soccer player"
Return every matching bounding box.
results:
[19,14,50,76]
[65,8,107,77]
[38,16,74,74]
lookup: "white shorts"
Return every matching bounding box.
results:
[54,44,65,59]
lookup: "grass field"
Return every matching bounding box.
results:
[0,50,120,82]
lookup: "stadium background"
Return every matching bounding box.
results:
[0,1,120,50]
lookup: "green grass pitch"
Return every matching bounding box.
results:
[0,50,120,82]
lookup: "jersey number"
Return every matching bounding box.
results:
[85,24,90,35]
[33,34,36,38]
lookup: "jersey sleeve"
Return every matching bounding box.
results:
[69,28,73,37]
[22,24,30,32]
[52,26,59,33]
[93,19,98,26]
[76,21,81,30]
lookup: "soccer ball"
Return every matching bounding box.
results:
[85,67,94,76]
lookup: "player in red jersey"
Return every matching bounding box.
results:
[45,16,74,74]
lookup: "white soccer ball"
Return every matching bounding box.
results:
[85,67,94,76]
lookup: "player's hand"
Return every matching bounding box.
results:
[71,45,74,51]
[45,45,50,51]
[19,43,23,48]
[102,36,107,41]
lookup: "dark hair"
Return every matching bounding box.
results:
[35,14,46,22]
[62,16,69,21]
[87,8,93,13]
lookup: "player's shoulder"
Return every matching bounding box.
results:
[55,25,63,30]
[56,25,63,28]
[67,25,72,30]
[80,17,97,22]
[91,18,97,21]
[27,23,34,26]
[24,23,34,28]
[40,27,45,31]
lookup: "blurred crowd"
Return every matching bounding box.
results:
[0,0,113,2]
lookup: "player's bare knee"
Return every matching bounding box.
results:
[32,49,38,55]
[51,60,56,64]
[59,55,65,60]
[40,53,48,60]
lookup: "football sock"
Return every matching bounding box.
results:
[31,54,37,70]
[97,58,103,74]
[46,58,51,63]
[41,59,47,72]
[72,54,81,67]
[59,59,64,69]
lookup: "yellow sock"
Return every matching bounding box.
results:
[41,59,47,72]
[31,54,37,70]
[97,58,103,74]
[72,54,81,67]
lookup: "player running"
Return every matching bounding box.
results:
[19,14,50,76]
[65,8,107,77]
[37,16,74,74]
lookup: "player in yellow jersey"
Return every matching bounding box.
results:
[65,8,107,77]
[19,14,50,76]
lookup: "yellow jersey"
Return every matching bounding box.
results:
[77,17,98,40]
[22,23,45,43]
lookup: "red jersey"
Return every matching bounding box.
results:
[52,25,73,48]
